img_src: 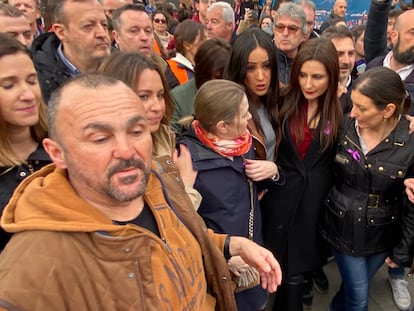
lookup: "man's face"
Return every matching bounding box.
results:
[114,10,154,57]
[301,5,315,40]
[47,82,153,205]
[333,0,347,18]
[101,0,132,19]
[331,37,355,83]
[391,11,414,65]
[8,0,37,24]
[205,6,232,41]
[0,15,33,47]
[273,15,305,58]
[387,16,396,46]
[53,0,110,68]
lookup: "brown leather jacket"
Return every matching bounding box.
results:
[0,162,237,311]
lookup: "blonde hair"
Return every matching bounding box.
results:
[181,80,245,132]
[0,35,47,166]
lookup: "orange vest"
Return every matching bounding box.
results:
[167,59,191,85]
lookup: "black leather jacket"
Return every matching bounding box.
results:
[321,116,414,267]
[31,32,73,104]
[0,144,51,251]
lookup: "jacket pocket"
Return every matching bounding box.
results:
[323,189,351,244]
[334,151,356,187]
[365,200,401,251]
[373,161,407,179]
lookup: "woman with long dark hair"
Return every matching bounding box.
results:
[261,38,343,310]
[322,67,414,310]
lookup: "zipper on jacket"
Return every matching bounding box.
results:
[344,134,367,161]
[161,237,172,253]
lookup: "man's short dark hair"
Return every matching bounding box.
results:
[112,3,147,32]
[321,24,354,43]
[48,74,123,139]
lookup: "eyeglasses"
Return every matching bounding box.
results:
[154,18,167,24]
[274,24,300,34]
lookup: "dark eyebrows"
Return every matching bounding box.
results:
[83,115,146,132]
[127,115,146,127]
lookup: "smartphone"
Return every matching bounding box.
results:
[355,59,366,74]
[251,10,259,20]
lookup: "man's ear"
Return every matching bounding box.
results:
[43,138,67,169]
[52,23,66,42]
[112,30,120,45]
[227,22,233,32]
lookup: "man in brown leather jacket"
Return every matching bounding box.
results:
[0,74,281,311]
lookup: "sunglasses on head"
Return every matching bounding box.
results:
[154,18,167,24]
[274,24,300,34]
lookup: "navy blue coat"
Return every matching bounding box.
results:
[178,126,267,311]
[178,127,263,242]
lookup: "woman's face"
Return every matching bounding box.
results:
[153,13,167,34]
[244,46,271,98]
[218,94,251,139]
[185,32,205,61]
[298,60,329,105]
[135,68,166,133]
[350,89,391,130]
[261,17,272,29]
[0,52,41,129]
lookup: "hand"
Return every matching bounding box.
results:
[173,144,197,187]
[244,159,278,182]
[404,178,414,204]
[385,257,399,268]
[405,114,414,134]
[229,236,282,292]
[337,83,347,98]
[244,8,252,22]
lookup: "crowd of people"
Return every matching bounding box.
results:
[1,0,414,310]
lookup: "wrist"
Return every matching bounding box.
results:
[271,164,279,182]
[224,235,232,260]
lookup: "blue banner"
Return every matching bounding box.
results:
[314,0,371,28]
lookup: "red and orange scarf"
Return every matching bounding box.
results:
[192,120,252,157]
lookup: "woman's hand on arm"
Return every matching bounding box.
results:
[404,178,414,204]
[173,144,197,188]
[244,159,278,182]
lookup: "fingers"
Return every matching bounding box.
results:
[172,149,178,162]
[244,160,277,181]
[385,257,399,268]
[404,178,414,204]
[405,114,414,134]
[255,251,282,293]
